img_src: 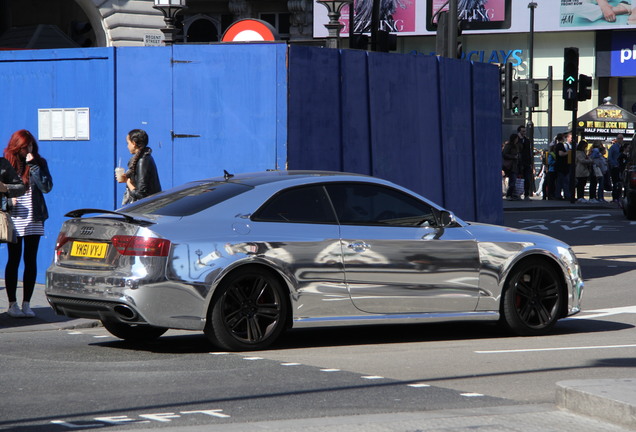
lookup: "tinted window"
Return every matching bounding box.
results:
[325,183,436,227]
[121,181,252,216]
[253,185,337,224]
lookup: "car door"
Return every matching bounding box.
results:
[251,184,348,317]
[324,182,480,314]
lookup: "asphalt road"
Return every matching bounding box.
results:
[1,206,635,431]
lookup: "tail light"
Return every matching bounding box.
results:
[111,235,171,257]
[55,232,70,256]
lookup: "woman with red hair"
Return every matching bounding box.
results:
[3,129,53,318]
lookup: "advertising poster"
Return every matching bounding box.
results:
[426,0,511,31]
[560,0,636,28]
[338,0,416,35]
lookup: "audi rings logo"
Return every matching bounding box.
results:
[79,227,94,236]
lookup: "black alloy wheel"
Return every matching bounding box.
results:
[501,258,563,336]
[102,320,168,342]
[206,267,287,351]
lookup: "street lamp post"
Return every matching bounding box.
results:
[153,0,187,45]
[317,0,353,49]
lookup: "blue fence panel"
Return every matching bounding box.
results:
[471,62,504,225]
[368,52,442,203]
[287,46,343,171]
[170,43,286,185]
[0,48,116,283]
[438,57,476,221]
[115,47,173,205]
[340,50,372,175]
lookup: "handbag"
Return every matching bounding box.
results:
[0,210,16,243]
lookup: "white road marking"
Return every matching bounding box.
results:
[460,393,484,397]
[568,305,636,319]
[407,383,431,388]
[320,368,341,372]
[280,362,301,366]
[243,356,263,360]
[66,331,83,335]
[361,375,384,380]
[476,344,636,354]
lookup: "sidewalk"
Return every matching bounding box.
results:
[502,194,621,211]
[0,206,634,431]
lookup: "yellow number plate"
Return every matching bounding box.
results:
[70,241,108,259]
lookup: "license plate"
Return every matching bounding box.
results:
[70,241,108,259]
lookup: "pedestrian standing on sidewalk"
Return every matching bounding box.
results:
[502,134,521,200]
[575,139,593,202]
[590,144,608,203]
[118,129,161,205]
[546,142,557,200]
[3,129,53,318]
[517,125,533,200]
[555,132,572,200]
[608,135,622,202]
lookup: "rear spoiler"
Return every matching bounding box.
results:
[64,208,154,225]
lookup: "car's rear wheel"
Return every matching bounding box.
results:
[501,258,563,336]
[102,320,168,342]
[205,267,287,351]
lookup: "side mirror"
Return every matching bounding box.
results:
[439,210,456,227]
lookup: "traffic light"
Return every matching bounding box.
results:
[504,62,513,109]
[511,92,523,116]
[578,74,592,101]
[563,47,579,111]
[528,81,539,107]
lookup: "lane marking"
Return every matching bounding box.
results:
[280,362,301,366]
[568,305,636,320]
[407,383,431,388]
[243,356,263,360]
[320,368,341,372]
[361,375,384,380]
[460,393,484,397]
[476,344,636,354]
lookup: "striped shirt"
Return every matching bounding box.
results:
[11,187,44,237]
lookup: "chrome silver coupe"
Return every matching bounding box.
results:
[46,171,583,351]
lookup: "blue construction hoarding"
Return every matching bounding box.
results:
[0,43,501,283]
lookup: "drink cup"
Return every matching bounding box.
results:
[115,167,125,183]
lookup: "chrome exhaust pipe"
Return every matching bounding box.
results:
[113,304,137,321]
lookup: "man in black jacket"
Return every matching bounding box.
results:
[517,125,533,200]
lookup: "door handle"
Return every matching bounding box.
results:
[347,242,370,252]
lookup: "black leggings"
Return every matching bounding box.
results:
[5,235,41,303]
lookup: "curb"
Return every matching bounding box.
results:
[556,379,636,429]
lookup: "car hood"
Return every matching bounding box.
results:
[464,222,569,247]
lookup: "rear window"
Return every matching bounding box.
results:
[121,181,253,216]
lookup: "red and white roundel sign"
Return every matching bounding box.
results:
[221,19,279,42]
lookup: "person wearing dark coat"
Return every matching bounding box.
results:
[118,129,161,205]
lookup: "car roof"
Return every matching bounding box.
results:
[208,170,372,187]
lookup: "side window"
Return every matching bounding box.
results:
[253,185,337,224]
[325,183,436,227]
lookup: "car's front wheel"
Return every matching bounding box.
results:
[102,320,168,342]
[501,258,563,336]
[205,267,288,351]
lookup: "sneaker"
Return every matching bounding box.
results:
[21,302,35,318]
[576,198,588,203]
[7,302,25,318]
